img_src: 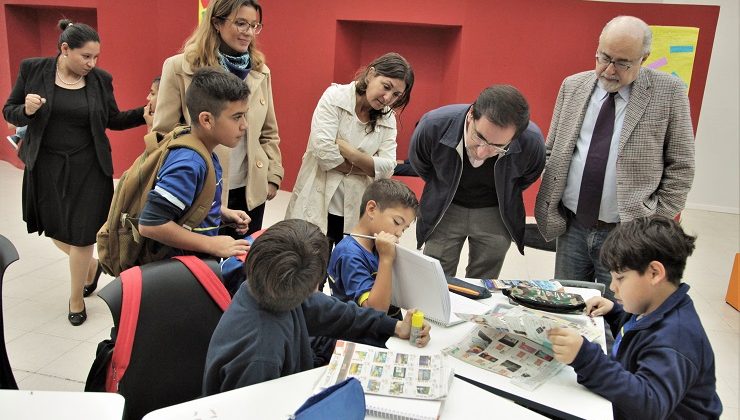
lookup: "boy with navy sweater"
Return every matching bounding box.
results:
[203,219,430,395]
[548,216,722,419]
[139,68,250,258]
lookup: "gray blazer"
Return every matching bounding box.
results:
[535,68,695,241]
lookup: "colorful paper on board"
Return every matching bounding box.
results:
[199,0,210,24]
[645,26,700,91]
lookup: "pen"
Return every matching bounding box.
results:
[448,284,480,297]
[343,232,376,240]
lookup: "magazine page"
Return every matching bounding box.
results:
[315,340,452,400]
[455,305,602,349]
[443,325,563,391]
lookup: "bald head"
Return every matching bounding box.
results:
[600,16,652,56]
[595,16,652,92]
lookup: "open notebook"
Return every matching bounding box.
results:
[314,341,452,420]
[390,244,489,326]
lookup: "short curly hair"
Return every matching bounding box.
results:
[600,216,696,285]
[246,219,330,312]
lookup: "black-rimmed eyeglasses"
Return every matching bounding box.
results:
[595,52,637,71]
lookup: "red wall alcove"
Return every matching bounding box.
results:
[0,0,720,216]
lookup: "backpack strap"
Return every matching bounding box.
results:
[173,256,231,311]
[106,266,143,392]
[168,133,218,232]
[233,229,267,263]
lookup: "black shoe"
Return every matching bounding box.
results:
[6,135,21,150]
[83,262,102,297]
[68,302,87,326]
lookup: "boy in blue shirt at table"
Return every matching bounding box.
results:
[548,216,722,419]
[139,67,250,258]
[203,219,430,395]
[328,178,419,317]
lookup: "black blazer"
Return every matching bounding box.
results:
[3,56,145,176]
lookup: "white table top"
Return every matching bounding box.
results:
[143,366,548,420]
[0,389,125,420]
[386,285,613,420]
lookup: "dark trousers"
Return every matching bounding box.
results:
[326,213,344,248]
[220,186,266,239]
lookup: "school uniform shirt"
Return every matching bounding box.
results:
[570,284,722,419]
[139,148,223,237]
[202,282,398,395]
[328,236,378,306]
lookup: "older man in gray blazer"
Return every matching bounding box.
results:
[535,16,695,299]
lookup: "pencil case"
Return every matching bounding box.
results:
[446,277,492,300]
[502,285,585,313]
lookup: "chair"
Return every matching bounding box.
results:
[0,234,19,389]
[93,258,226,420]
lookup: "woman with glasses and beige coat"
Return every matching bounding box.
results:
[153,0,283,237]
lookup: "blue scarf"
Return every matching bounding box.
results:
[217,50,251,80]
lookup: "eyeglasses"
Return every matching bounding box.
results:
[468,123,509,155]
[221,17,263,34]
[595,52,637,71]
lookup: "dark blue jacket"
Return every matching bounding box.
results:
[571,284,722,419]
[408,104,545,252]
[203,283,398,395]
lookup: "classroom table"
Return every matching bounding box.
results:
[0,389,125,420]
[142,365,548,420]
[386,285,614,420]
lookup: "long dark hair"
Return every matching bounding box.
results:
[354,52,414,133]
[57,19,99,51]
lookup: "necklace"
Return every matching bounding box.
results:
[56,66,83,85]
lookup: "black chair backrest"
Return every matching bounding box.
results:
[98,258,225,420]
[0,234,19,390]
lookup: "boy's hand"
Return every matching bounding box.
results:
[585,296,614,317]
[547,327,583,364]
[143,104,154,127]
[394,309,431,348]
[375,231,398,260]
[208,235,250,258]
[221,207,251,235]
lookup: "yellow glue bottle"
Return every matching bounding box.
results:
[409,311,424,344]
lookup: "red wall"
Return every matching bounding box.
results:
[1,0,719,215]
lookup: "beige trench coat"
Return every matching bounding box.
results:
[285,82,397,233]
[152,54,284,210]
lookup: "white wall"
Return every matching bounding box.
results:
[594,0,739,214]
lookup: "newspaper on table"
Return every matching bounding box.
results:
[444,305,603,390]
[315,340,453,400]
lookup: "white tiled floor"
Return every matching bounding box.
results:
[1,160,738,418]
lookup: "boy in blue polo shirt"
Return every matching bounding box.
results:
[139,67,251,259]
[328,179,419,316]
[548,216,722,419]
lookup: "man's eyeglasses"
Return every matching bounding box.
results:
[221,17,263,34]
[595,52,637,71]
[470,129,509,155]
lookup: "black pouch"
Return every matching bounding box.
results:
[446,277,492,300]
[503,285,585,313]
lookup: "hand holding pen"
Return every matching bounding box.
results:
[584,296,614,324]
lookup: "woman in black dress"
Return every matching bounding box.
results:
[3,20,145,325]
